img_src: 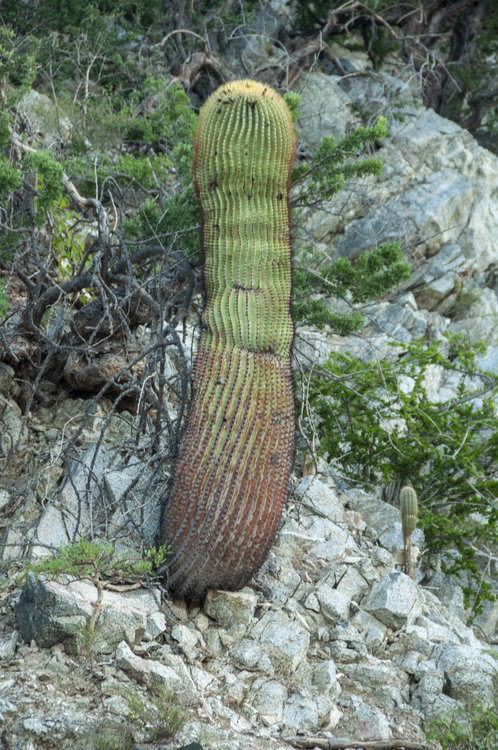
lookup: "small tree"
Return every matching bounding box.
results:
[301,338,498,612]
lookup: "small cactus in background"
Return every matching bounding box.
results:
[400,485,418,579]
[159,80,296,599]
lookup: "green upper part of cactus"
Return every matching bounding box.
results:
[400,485,419,536]
[193,79,296,361]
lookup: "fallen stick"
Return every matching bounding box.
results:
[284,737,438,750]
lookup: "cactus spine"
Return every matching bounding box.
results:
[400,485,418,579]
[159,80,296,599]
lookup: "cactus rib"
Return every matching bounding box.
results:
[159,80,296,598]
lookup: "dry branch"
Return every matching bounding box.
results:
[285,736,438,750]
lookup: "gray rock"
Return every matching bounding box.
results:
[204,587,257,629]
[450,288,498,346]
[476,345,498,375]
[294,72,353,149]
[359,546,396,584]
[0,362,14,397]
[411,667,461,721]
[250,610,310,674]
[144,612,166,640]
[0,630,18,659]
[378,521,424,558]
[15,577,157,653]
[294,327,335,367]
[336,566,369,603]
[308,523,359,562]
[411,242,473,307]
[351,609,388,654]
[273,509,354,558]
[315,581,351,623]
[341,661,407,709]
[416,614,460,645]
[327,620,368,663]
[339,72,413,110]
[251,679,288,725]
[0,678,16,720]
[335,170,476,260]
[171,623,202,662]
[20,89,72,141]
[116,640,190,695]
[346,491,399,537]
[104,461,162,549]
[233,638,262,669]
[364,571,421,629]
[339,696,391,740]
[428,568,467,622]
[400,624,437,659]
[473,598,498,643]
[0,489,10,511]
[282,689,320,732]
[31,443,116,557]
[363,295,429,342]
[0,398,26,454]
[435,642,497,706]
[312,659,341,698]
[294,476,344,520]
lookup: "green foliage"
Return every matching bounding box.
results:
[25,538,169,582]
[1,0,164,44]
[0,280,8,320]
[23,151,63,220]
[127,78,198,147]
[124,187,200,259]
[293,242,410,332]
[92,721,134,750]
[0,158,21,198]
[0,27,40,108]
[116,684,191,742]
[426,702,498,750]
[51,200,93,302]
[302,338,498,611]
[293,116,387,200]
[283,91,302,123]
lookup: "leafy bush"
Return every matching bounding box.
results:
[23,151,64,220]
[292,116,387,203]
[427,701,498,750]
[116,684,191,742]
[293,242,410,333]
[24,539,169,655]
[301,338,498,611]
[0,280,8,320]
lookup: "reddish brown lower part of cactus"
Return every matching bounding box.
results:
[162,338,294,597]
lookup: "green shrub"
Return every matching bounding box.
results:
[117,684,191,742]
[427,701,498,750]
[292,116,387,203]
[23,539,169,655]
[301,338,498,611]
[23,151,64,220]
[0,280,8,320]
[293,242,410,333]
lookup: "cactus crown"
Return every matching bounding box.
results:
[192,78,296,359]
[400,485,418,537]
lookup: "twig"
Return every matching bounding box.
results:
[285,736,438,750]
[151,28,206,50]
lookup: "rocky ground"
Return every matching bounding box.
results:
[1,3,498,749]
[0,470,497,749]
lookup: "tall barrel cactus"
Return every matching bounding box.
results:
[159,80,296,598]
